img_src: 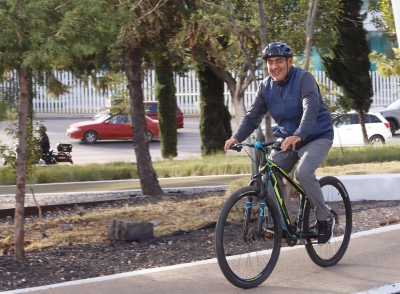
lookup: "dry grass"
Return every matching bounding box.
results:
[316,161,400,176]
[0,194,230,253]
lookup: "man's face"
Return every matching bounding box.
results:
[266,56,293,82]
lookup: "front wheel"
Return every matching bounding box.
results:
[215,186,282,289]
[84,131,98,144]
[304,176,352,267]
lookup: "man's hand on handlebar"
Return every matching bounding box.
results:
[224,138,239,151]
[281,136,301,151]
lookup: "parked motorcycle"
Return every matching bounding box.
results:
[2,142,73,166]
[40,143,74,165]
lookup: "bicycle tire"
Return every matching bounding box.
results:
[215,186,282,289]
[304,176,352,267]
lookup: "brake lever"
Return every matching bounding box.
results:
[272,141,282,151]
[231,144,242,152]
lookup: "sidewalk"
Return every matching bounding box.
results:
[1,174,400,202]
[3,224,400,294]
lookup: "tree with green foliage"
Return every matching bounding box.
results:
[150,1,189,159]
[111,0,184,196]
[368,0,400,78]
[0,0,64,261]
[155,59,178,158]
[174,0,339,128]
[0,0,119,261]
[368,0,396,42]
[197,64,232,156]
[369,48,400,78]
[322,0,373,144]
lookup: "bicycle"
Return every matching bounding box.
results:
[215,141,352,289]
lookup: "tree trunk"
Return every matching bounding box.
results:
[231,89,247,127]
[304,0,320,71]
[257,0,273,142]
[155,59,178,159]
[126,48,163,196]
[14,66,29,261]
[359,111,369,144]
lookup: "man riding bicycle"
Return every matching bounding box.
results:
[224,42,335,244]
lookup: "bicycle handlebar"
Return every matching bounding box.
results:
[231,141,282,152]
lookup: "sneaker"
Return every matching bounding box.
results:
[317,217,335,245]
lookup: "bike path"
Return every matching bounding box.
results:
[4,224,400,294]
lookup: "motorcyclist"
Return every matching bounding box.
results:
[36,125,50,158]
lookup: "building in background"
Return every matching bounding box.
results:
[307,0,397,71]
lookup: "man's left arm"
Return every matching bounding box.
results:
[293,72,320,140]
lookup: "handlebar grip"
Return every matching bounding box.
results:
[230,144,242,152]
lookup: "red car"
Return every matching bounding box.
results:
[66,114,159,143]
[93,101,184,129]
[144,101,184,129]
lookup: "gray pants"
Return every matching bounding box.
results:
[269,139,333,221]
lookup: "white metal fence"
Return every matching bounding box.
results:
[2,70,399,115]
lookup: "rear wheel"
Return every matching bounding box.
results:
[215,186,282,289]
[146,131,154,142]
[84,131,98,143]
[304,176,352,267]
[369,135,384,146]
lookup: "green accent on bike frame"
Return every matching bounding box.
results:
[270,172,291,225]
[260,154,305,194]
[259,153,306,231]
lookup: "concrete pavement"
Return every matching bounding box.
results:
[1,174,400,202]
[2,224,400,294]
[0,175,249,195]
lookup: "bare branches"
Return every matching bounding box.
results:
[224,1,256,78]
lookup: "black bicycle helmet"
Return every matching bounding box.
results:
[36,125,47,133]
[262,42,293,60]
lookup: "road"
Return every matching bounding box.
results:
[1,117,400,165]
[0,117,210,165]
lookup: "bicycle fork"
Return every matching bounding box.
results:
[242,196,270,243]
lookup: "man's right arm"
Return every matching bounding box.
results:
[231,83,268,143]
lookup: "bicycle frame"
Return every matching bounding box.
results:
[247,143,316,242]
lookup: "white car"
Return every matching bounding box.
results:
[332,111,392,147]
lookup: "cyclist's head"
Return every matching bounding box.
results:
[262,42,293,60]
[262,42,293,82]
[36,125,47,135]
